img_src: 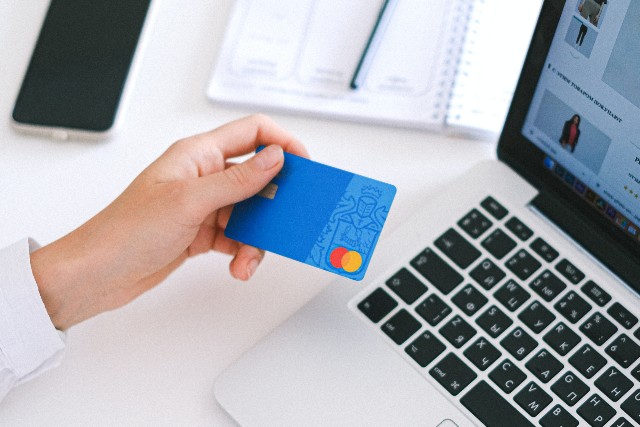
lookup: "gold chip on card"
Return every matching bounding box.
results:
[258,183,278,199]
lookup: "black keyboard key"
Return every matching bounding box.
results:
[530,237,559,263]
[555,259,585,284]
[381,309,421,345]
[530,270,567,302]
[635,327,640,341]
[515,381,553,417]
[470,258,505,290]
[385,268,427,305]
[569,344,607,379]
[494,279,530,312]
[435,228,481,269]
[506,249,541,281]
[606,334,640,368]
[526,349,564,383]
[595,366,633,402]
[405,330,446,367]
[462,381,534,427]
[544,322,581,356]
[551,371,589,407]
[439,315,476,348]
[458,208,492,239]
[415,294,451,326]
[357,288,397,323]
[476,305,512,338]
[581,312,618,346]
[464,337,501,371]
[540,405,579,427]
[608,303,638,330]
[452,284,487,316]
[612,417,635,427]
[501,326,537,360]
[519,300,556,334]
[429,353,477,396]
[481,196,508,220]
[505,217,534,241]
[489,359,527,394]
[411,248,463,295]
[621,390,640,424]
[555,291,592,324]
[481,229,516,260]
[577,394,616,427]
[581,280,611,307]
[633,363,640,382]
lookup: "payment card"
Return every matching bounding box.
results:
[225,148,396,281]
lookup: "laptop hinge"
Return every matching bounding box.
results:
[531,193,640,294]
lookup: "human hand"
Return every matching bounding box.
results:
[30,114,308,330]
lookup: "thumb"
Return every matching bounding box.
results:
[190,144,284,217]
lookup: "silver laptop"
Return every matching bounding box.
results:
[215,1,640,425]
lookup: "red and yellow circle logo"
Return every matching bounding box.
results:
[329,247,363,273]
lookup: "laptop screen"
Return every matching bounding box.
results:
[498,0,640,291]
[522,0,640,242]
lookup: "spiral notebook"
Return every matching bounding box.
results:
[207,0,542,136]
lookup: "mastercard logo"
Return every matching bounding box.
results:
[329,247,363,273]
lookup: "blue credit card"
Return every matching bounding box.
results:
[225,148,396,281]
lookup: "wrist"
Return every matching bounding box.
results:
[30,231,101,330]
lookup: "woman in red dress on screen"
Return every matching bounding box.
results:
[560,114,581,153]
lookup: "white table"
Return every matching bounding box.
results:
[0,1,495,425]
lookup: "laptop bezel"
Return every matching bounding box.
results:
[496,0,640,292]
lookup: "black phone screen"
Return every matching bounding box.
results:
[12,0,152,132]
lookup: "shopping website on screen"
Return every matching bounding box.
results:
[522,0,640,239]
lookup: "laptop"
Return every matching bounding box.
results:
[215,0,640,425]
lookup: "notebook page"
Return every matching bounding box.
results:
[446,0,544,137]
[207,0,469,130]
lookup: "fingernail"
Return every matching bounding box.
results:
[256,145,283,171]
[246,258,260,279]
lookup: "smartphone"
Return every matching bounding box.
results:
[12,0,153,140]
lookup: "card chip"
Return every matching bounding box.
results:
[258,183,278,199]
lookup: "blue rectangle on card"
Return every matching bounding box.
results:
[225,148,396,281]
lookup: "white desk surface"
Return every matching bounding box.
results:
[0,1,495,425]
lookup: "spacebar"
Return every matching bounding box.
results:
[460,381,534,427]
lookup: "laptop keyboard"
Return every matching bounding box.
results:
[355,196,640,427]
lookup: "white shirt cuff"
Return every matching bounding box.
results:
[0,238,66,384]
